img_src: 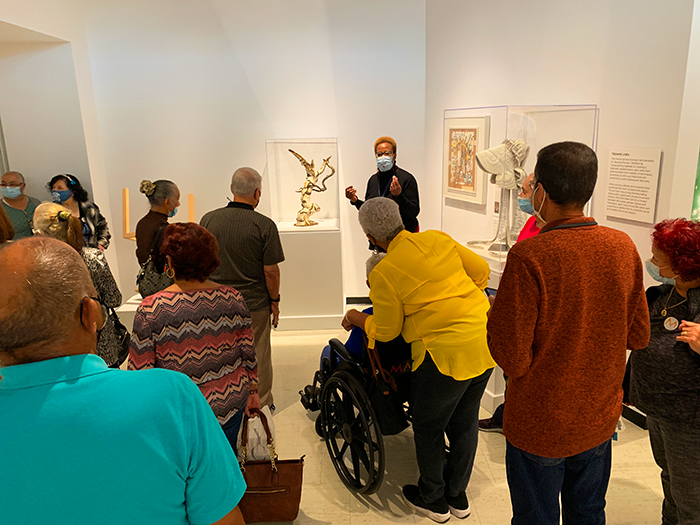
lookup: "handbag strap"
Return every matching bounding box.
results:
[363,333,398,393]
[148,222,168,265]
[151,222,168,251]
[238,409,278,472]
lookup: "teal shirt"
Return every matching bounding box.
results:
[2,195,41,239]
[0,354,246,525]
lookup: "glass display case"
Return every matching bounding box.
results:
[441,105,599,287]
[265,138,340,232]
[263,138,344,329]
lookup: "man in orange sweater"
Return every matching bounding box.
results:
[487,142,650,525]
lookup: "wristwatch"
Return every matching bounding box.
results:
[270,296,281,302]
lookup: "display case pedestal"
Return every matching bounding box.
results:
[277,229,344,330]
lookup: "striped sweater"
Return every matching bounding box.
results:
[128,286,257,424]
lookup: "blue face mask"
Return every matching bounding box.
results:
[645,259,676,285]
[51,189,73,203]
[376,156,394,173]
[1,186,22,199]
[518,197,535,215]
[168,208,178,218]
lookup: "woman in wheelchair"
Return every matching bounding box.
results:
[342,197,496,523]
[317,252,412,402]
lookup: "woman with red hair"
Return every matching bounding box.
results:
[129,222,259,451]
[629,218,700,525]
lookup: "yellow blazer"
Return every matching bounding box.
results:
[364,230,496,381]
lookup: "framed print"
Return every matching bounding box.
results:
[442,116,490,204]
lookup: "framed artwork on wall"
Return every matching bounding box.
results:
[442,116,490,204]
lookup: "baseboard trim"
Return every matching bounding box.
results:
[480,389,505,415]
[346,296,371,305]
[276,314,344,331]
[622,405,648,430]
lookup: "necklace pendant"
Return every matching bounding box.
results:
[664,316,680,331]
[661,309,667,317]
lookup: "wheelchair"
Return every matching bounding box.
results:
[300,337,411,495]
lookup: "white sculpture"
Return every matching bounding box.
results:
[473,138,530,252]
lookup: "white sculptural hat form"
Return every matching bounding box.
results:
[475,138,530,190]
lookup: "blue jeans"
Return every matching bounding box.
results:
[506,439,612,525]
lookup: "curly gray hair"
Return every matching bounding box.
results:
[365,252,386,278]
[358,197,404,244]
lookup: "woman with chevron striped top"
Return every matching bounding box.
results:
[129,222,260,451]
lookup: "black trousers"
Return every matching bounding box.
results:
[410,352,493,503]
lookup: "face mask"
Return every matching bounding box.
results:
[518,197,534,215]
[531,185,547,225]
[645,259,676,285]
[376,156,394,172]
[52,189,73,203]
[1,186,22,199]
[168,208,178,218]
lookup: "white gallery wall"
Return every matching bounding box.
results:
[2,0,700,314]
[425,0,696,285]
[0,0,426,301]
[0,41,92,203]
[82,0,426,299]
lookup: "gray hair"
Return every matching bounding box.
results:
[365,252,386,278]
[2,171,25,184]
[358,197,404,243]
[230,167,262,197]
[0,237,93,363]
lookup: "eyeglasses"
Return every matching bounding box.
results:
[0,182,23,188]
[375,151,394,157]
[79,296,108,331]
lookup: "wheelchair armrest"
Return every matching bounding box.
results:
[329,338,355,364]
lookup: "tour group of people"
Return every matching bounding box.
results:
[1,136,699,525]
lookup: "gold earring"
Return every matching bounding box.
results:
[165,266,175,279]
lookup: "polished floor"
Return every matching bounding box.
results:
[266,328,663,525]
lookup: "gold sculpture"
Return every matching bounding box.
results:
[289,149,336,227]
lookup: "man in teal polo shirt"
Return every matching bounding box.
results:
[0,237,246,525]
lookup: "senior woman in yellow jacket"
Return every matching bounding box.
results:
[343,197,495,523]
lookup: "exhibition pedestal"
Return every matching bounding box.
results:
[118,230,344,333]
[277,229,344,331]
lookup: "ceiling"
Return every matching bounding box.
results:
[0,20,64,44]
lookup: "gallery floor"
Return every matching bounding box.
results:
[266,328,664,525]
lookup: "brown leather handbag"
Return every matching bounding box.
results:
[237,411,305,523]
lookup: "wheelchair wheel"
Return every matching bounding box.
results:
[320,371,385,494]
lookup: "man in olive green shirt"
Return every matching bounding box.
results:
[1,171,41,239]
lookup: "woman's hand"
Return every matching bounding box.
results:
[677,320,700,355]
[390,176,402,196]
[341,310,356,331]
[345,186,358,203]
[342,309,370,332]
[245,390,261,417]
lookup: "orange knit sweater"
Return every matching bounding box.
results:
[487,217,650,457]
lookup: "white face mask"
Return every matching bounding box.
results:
[376,156,394,172]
